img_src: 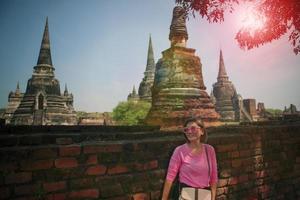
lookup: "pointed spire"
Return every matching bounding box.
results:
[37,17,53,66]
[217,49,229,82]
[146,35,155,72]
[132,85,137,95]
[64,83,69,96]
[15,81,20,94]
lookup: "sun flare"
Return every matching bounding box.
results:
[239,4,266,33]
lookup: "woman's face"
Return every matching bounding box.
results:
[183,122,204,142]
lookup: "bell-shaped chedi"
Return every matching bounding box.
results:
[11,18,77,125]
[145,6,220,129]
[127,85,140,102]
[211,50,255,122]
[212,50,238,121]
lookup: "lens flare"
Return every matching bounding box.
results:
[239,4,266,35]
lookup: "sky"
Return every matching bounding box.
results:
[0,0,299,112]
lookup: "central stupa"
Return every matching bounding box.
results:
[145,6,220,129]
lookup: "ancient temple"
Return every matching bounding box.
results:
[283,104,300,120]
[10,18,77,125]
[211,50,254,122]
[212,50,239,121]
[138,35,156,102]
[127,86,140,102]
[145,6,220,129]
[3,82,24,124]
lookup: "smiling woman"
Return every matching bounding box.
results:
[161,117,218,200]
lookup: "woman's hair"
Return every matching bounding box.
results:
[183,117,207,143]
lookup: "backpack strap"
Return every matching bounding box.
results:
[204,145,211,185]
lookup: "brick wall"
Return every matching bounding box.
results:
[0,123,299,199]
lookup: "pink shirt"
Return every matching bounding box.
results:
[166,143,218,188]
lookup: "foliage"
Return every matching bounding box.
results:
[76,111,111,119]
[176,0,300,54]
[112,100,151,125]
[266,108,283,116]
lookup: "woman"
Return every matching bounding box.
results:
[161,117,218,200]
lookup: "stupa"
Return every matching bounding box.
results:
[11,18,77,125]
[145,6,220,129]
[212,50,238,121]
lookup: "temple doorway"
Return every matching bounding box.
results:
[38,94,44,110]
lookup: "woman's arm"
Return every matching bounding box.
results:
[209,145,218,200]
[210,182,217,200]
[161,180,173,200]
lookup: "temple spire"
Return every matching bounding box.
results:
[146,35,155,72]
[217,49,228,82]
[132,85,137,95]
[37,17,53,66]
[15,81,20,94]
[64,83,68,96]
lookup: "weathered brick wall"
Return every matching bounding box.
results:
[0,123,299,200]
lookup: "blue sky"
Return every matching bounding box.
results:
[0,0,299,112]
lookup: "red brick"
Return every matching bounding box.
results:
[0,187,10,199]
[238,175,248,183]
[70,178,94,189]
[228,177,238,185]
[83,145,106,154]
[294,164,300,171]
[239,150,251,157]
[5,172,32,184]
[110,196,130,200]
[143,160,158,170]
[216,144,238,152]
[86,155,98,165]
[246,196,258,200]
[217,179,228,187]
[10,197,36,200]
[255,170,267,178]
[216,187,228,195]
[14,184,38,195]
[21,159,53,170]
[219,169,231,178]
[105,144,123,152]
[229,151,239,158]
[86,165,106,175]
[46,193,67,200]
[132,193,150,200]
[56,137,73,145]
[59,146,81,156]
[32,148,57,159]
[242,158,253,167]
[43,181,66,192]
[232,159,242,168]
[134,163,144,171]
[107,165,128,175]
[250,142,262,148]
[150,191,161,200]
[0,163,18,172]
[68,189,99,198]
[258,185,270,193]
[55,158,78,168]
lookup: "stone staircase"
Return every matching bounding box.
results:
[33,110,44,125]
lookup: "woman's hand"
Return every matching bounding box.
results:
[161,179,173,200]
[210,182,217,200]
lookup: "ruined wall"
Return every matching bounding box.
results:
[0,123,299,200]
